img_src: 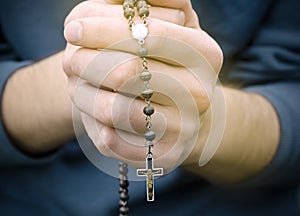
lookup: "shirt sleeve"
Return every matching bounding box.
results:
[0,0,82,166]
[242,83,300,187]
[227,0,300,187]
[194,0,300,187]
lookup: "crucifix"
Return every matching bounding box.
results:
[137,153,163,202]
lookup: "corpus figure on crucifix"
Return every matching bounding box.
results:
[137,153,163,202]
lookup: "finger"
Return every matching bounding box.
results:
[81,112,180,171]
[69,77,173,134]
[69,73,200,150]
[69,48,216,111]
[62,43,81,76]
[64,17,223,73]
[65,1,185,27]
[81,112,146,162]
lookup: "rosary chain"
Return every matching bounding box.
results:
[119,0,161,206]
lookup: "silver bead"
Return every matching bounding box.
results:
[140,70,151,81]
[144,130,156,141]
[137,47,148,57]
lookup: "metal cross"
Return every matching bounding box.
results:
[137,153,163,202]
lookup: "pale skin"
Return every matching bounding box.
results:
[2,0,280,185]
[63,0,280,184]
[1,52,74,155]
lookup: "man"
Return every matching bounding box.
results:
[1,0,299,215]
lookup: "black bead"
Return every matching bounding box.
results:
[120,192,129,201]
[119,206,129,215]
[119,179,129,188]
[143,106,155,116]
[119,188,128,194]
[119,161,129,215]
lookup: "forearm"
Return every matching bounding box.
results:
[1,52,74,155]
[185,87,280,184]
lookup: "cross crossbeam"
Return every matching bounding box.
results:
[137,154,163,201]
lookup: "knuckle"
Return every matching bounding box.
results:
[64,1,90,26]
[215,45,224,73]
[70,48,90,76]
[62,50,73,76]
[67,76,78,102]
[62,44,80,76]
[203,33,224,74]
[112,58,139,89]
[96,127,118,158]
[95,92,115,127]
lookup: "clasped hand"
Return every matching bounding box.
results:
[63,0,223,173]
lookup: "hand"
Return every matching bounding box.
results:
[63,0,223,173]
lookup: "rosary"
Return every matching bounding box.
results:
[119,0,163,215]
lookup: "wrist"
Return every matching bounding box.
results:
[183,87,280,185]
[2,52,74,155]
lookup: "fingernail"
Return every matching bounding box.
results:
[64,21,82,43]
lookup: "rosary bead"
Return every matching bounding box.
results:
[136,0,149,18]
[141,89,153,100]
[138,7,150,18]
[119,179,129,188]
[120,192,129,201]
[137,47,148,57]
[123,0,135,10]
[124,7,135,19]
[119,161,127,166]
[119,174,127,180]
[123,0,163,205]
[119,165,128,174]
[119,187,128,194]
[144,130,156,141]
[140,70,151,81]
[119,206,130,215]
[136,0,148,10]
[143,106,154,116]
